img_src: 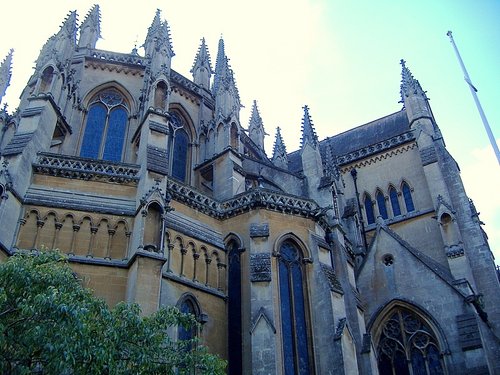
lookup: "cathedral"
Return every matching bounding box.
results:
[1,6,499,375]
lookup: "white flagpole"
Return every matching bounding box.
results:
[447,31,500,166]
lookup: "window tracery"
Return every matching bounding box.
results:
[80,89,129,162]
[377,308,445,375]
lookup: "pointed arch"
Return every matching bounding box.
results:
[143,202,163,252]
[153,80,169,110]
[388,185,401,217]
[275,235,313,374]
[363,193,375,225]
[370,300,447,375]
[169,106,195,184]
[230,122,239,150]
[176,293,202,349]
[401,181,415,213]
[376,189,388,220]
[39,65,55,93]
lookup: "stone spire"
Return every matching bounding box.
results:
[191,38,212,90]
[272,127,288,169]
[248,100,266,150]
[78,4,101,49]
[399,59,433,128]
[143,9,174,60]
[0,49,13,104]
[301,105,318,148]
[212,37,225,96]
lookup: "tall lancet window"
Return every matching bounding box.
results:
[364,194,375,225]
[278,240,311,375]
[377,190,388,220]
[80,90,129,162]
[227,239,242,375]
[171,112,190,183]
[389,186,401,217]
[402,182,415,213]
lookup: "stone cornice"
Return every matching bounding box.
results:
[336,131,415,169]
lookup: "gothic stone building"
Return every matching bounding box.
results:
[0,6,499,375]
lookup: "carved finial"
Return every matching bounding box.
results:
[143,9,174,58]
[248,100,266,149]
[301,105,318,148]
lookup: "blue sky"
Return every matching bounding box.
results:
[1,0,499,262]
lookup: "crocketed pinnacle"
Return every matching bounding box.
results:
[272,127,288,161]
[57,10,78,45]
[0,49,13,102]
[249,100,264,132]
[191,38,212,74]
[400,59,427,102]
[301,105,318,148]
[212,37,226,95]
[78,5,101,49]
[144,9,174,57]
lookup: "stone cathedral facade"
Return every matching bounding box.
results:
[0,6,499,375]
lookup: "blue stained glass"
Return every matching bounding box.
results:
[389,187,401,217]
[427,345,444,375]
[377,191,388,220]
[228,243,242,375]
[411,348,426,375]
[102,107,127,161]
[394,350,410,375]
[172,129,189,182]
[80,104,106,158]
[365,195,375,224]
[402,183,415,212]
[279,260,296,375]
[292,263,310,374]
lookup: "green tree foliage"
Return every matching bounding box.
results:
[0,251,226,374]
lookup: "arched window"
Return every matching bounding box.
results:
[80,90,128,162]
[402,182,415,213]
[170,113,190,183]
[377,307,445,375]
[227,239,242,375]
[278,240,311,375]
[377,190,388,220]
[389,187,401,217]
[364,194,375,225]
[178,297,198,345]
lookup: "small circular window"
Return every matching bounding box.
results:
[383,254,394,266]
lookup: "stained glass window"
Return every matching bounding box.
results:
[389,187,401,217]
[227,241,242,375]
[279,241,311,375]
[80,90,128,162]
[377,308,445,375]
[364,195,375,225]
[172,128,189,182]
[402,182,415,213]
[377,191,388,220]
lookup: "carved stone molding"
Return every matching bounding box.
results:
[250,253,272,282]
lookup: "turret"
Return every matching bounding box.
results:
[0,49,13,104]
[272,127,288,169]
[248,100,266,150]
[191,38,212,90]
[78,5,101,50]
